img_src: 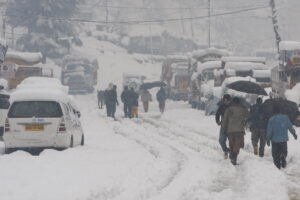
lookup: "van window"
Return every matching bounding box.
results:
[8,101,63,118]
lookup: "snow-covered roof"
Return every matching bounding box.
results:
[279,41,300,51]
[197,61,222,74]
[224,62,269,71]
[221,56,266,63]
[5,51,43,66]
[192,47,231,60]
[252,70,271,78]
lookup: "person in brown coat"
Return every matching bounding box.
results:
[140,89,152,112]
[222,97,249,165]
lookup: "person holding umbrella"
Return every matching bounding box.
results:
[266,105,297,169]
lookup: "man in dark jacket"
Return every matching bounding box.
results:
[267,105,297,169]
[97,90,105,109]
[222,97,249,165]
[105,84,119,119]
[215,94,231,159]
[248,97,268,157]
[121,86,131,118]
[156,87,166,113]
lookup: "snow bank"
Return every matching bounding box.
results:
[197,61,222,74]
[221,56,266,63]
[225,62,269,71]
[279,41,300,51]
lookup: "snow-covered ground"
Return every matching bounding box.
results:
[0,38,299,200]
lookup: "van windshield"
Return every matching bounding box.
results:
[8,101,63,118]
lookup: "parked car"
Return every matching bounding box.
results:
[3,78,84,153]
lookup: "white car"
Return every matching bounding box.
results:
[3,87,84,153]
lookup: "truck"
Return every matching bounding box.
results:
[270,41,300,99]
[187,48,230,108]
[122,73,146,92]
[169,62,189,101]
[161,55,188,99]
[61,58,98,94]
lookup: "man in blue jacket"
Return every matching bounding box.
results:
[267,105,298,169]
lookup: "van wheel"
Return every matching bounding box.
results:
[69,136,74,148]
[80,134,84,146]
[5,148,14,154]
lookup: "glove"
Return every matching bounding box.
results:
[267,140,270,146]
[293,134,298,140]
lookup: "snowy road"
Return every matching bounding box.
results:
[0,94,299,200]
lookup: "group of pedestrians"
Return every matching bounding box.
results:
[216,94,297,168]
[98,85,167,119]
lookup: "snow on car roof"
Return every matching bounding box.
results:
[222,76,256,88]
[221,56,266,63]
[252,70,271,78]
[5,51,43,64]
[279,41,300,51]
[10,88,70,104]
[192,47,231,59]
[197,61,222,74]
[17,77,69,94]
[224,62,269,71]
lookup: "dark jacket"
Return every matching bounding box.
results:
[121,89,131,104]
[156,89,166,102]
[105,89,118,105]
[248,103,267,129]
[222,104,249,134]
[215,101,230,124]
[129,90,139,107]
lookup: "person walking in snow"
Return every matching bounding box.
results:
[141,89,152,112]
[121,86,131,118]
[104,83,114,117]
[248,97,268,157]
[97,90,105,109]
[156,87,166,113]
[222,97,249,165]
[105,84,119,119]
[129,88,139,118]
[215,94,231,159]
[266,105,297,169]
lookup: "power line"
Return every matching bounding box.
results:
[35,5,269,25]
[79,3,268,11]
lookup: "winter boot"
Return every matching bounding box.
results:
[230,152,237,165]
[224,151,228,159]
[253,146,258,155]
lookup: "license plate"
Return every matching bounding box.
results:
[25,125,44,131]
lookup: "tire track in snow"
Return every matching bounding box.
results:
[137,115,250,200]
[110,118,187,200]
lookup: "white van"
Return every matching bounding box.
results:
[3,88,84,153]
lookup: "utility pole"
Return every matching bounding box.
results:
[270,0,281,54]
[189,8,194,38]
[2,18,5,40]
[178,0,185,34]
[142,0,154,63]
[207,0,211,48]
[105,0,109,32]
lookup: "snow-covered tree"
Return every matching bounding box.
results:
[6,0,80,58]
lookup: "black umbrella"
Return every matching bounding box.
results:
[261,98,300,126]
[226,81,267,96]
[140,81,166,90]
